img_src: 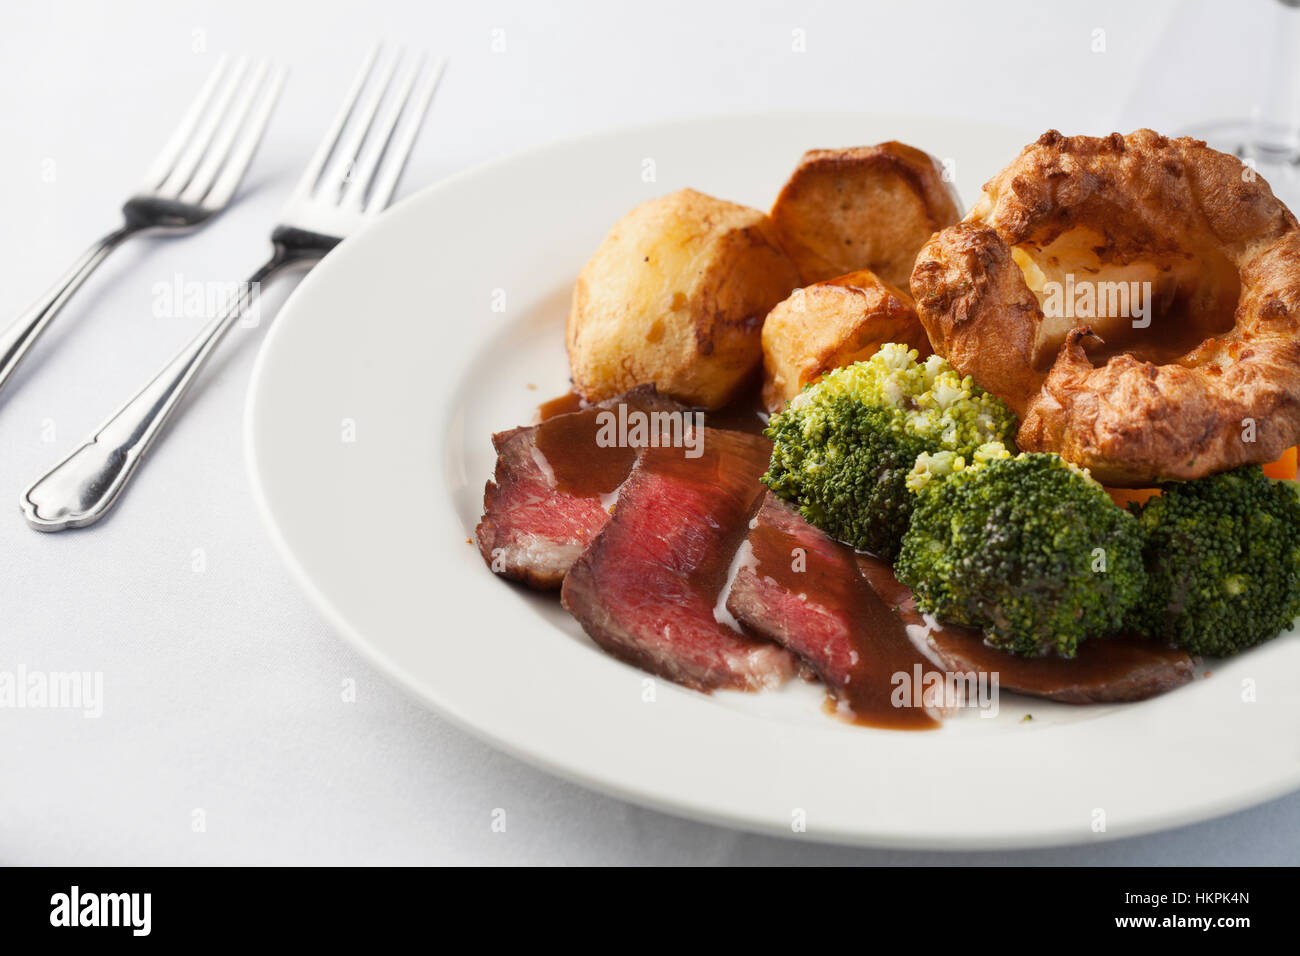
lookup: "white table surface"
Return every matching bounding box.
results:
[2,0,1296,865]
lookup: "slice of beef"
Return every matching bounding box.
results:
[561,428,796,692]
[854,554,1196,704]
[725,493,948,728]
[476,386,685,590]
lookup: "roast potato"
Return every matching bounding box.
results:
[760,269,931,412]
[567,188,801,409]
[769,142,962,289]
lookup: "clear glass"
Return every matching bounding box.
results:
[1181,0,1300,163]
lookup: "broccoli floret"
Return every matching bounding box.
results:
[1131,466,1300,656]
[896,452,1146,657]
[906,440,1013,494]
[762,344,1017,557]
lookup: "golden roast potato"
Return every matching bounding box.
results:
[567,188,801,409]
[760,269,931,412]
[769,142,962,289]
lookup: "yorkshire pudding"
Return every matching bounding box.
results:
[911,129,1300,485]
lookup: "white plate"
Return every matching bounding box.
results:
[245,113,1300,849]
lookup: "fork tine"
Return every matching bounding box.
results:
[158,56,249,198]
[318,46,401,202]
[341,54,421,210]
[143,55,230,190]
[202,64,288,210]
[179,58,270,205]
[292,43,381,200]
[364,56,444,214]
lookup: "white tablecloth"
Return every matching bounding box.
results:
[2,0,1296,864]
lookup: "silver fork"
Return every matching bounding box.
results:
[22,46,445,532]
[0,56,285,397]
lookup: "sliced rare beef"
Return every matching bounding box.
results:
[561,428,797,692]
[725,493,948,728]
[854,554,1197,704]
[475,386,686,590]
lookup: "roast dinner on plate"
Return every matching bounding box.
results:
[473,130,1300,730]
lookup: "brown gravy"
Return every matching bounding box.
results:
[745,507,943,729]
[533,385,768,498]
[931,627,1190,697]
[540,385,770,432]
[533,405,639,498]
[703,385,770,436]
[536,390,585,422]
[855,553,1192,702]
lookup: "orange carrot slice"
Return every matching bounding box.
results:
[1106,486,1161,509]
[1262,446,1298,481]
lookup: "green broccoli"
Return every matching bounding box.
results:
[1130,466,1300,656]
[905,440,1013,494]
[896,451,1146,657]
[761,344,1017,557]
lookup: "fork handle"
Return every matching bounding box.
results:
[21,247,308,532]
[0,223,142,395]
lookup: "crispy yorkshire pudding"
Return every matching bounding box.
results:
[911,129,1300,485]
